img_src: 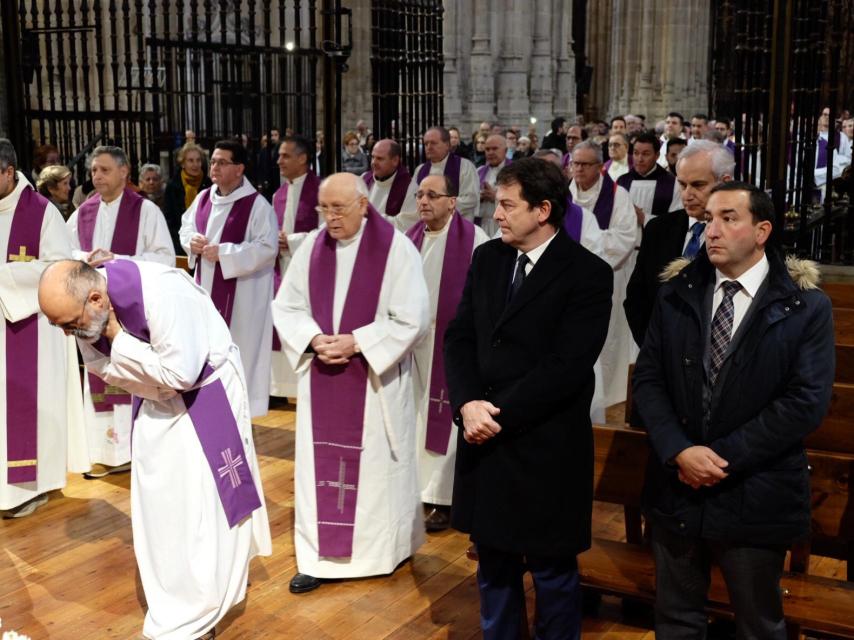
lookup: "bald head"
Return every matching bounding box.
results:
[370,138,401,180]
[39,260,110,342]
[318,172,370,241]
[485,134,507,167]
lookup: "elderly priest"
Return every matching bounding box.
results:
[39,258,271,640]
[272,172,430,593]
[0,138,86,518]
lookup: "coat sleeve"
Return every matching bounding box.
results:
[623,226,653,347]
[709,293,835,473]
[632,283,696,464]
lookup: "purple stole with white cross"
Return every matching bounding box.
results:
[76,187,145,412]
[617,165,675,218]
[272,173,320,351]
[5,185,48,483]
[308,204,393,557]
[416,154,462,193]
[406,211,475,455]
[193,187,258,326]
[362,167,411,217]
[95,259,262,527]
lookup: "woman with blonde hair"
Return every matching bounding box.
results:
[164,141,211,255]
[37,164,74,219]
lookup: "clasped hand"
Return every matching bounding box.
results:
[675,445,729,489]
[311,333,358,365]
[460,400,502,445]
[87,248,115,267]
[190,234,220,262]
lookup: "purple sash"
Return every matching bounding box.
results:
[308,205,394,557]
[101,259,262,528]
[617,166,675,217]
[193,187,258,326]
[591,173,618,230]
[362,168,411,217]
[406,212,475,454]
[5,185,47,483]
[272,174,320,351]
[416,154,462,192]
[817,136,828,169]
[76,187,144,255]
[563,199,584,243]
[477,163,503,187]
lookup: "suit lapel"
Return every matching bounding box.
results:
[488,243,516,329]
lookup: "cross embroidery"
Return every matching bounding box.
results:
[217,448,245,489]
[8,246,36,262]
[430,389,451,415]
[326,457,357,513]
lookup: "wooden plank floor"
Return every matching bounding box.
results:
[0,404,844,639]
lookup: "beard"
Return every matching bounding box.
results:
[72,306,110,343]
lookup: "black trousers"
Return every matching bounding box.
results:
[650,523,788,639]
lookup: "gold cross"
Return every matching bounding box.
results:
[8,245,36,262]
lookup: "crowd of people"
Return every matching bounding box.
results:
[0,102,847,639]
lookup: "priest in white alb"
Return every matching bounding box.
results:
[407,174,488,532]
[477,134,510,237]
[272,172,430,593]
[66,144,174,478]
[361,139,412,220]
[180,139,278,417]
[39,258,271,640]
[0,139,86,518]
[270,134,321,399]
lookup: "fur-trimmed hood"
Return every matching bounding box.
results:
[658,255,821,291]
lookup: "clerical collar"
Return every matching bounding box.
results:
[375,170,397,184]
[337,217,368,247]
[288,172,308,187]
[431,155,448,168]
[101,190,124,207]
[637,165,659,178]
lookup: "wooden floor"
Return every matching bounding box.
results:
[0,405,844,640]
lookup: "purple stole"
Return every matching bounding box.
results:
[589,173,618,230]
[308,205,394,557]
[817,136,828,169]
[272,174,320,351]
[76,187,146,411]
[562,152,571,169]
[98,259,262,528]
[416,154,462,192]
[5,186,48,483]
[562,199,584,243]
[405,212,475,455]
[617,166,675,218]
[362,168,411,217]
[193,187,259,326]
[603,156,632,173]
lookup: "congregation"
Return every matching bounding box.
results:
[0,102,847,639]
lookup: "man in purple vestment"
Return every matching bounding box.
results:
[362,139,412,219]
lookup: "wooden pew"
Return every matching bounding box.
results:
[579,424,854,639]
[834,308,854,345]
[176,255,190,271]
[803,382,854,455]
[823,281,854,310]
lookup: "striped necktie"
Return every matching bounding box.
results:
[709,280,742,386]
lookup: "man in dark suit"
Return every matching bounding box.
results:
[633,182,835,639]
[624,139,734,347]
[444,158,613,640]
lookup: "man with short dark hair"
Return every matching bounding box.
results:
[618,131,682,227]
[658,112,686,167]
[610,116,627,134]
[634,181,835,639]
[542,116,568,154]
[180,139,278,418]
[362,138,412,219]
[665,137,688,174]
[445,157,613,640]
[689,113,710,142]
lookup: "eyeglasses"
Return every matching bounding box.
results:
[415,190,452,201]
[315,196,362,217]
[210,159,239,168]
[49,299,88,331]
[571,161,600,169]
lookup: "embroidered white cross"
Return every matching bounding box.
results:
[217,448,244,489]
[326,458,357,513]
[430,389,450,415]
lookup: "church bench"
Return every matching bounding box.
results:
[581,423,854,639]
[836,344,854,384]
[823,282,854,310]
[804,383,854,455]
[834,308,854,345]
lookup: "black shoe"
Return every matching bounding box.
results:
[289,572,322,593]
[424,505,451,532]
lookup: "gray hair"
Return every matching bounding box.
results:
[676,139,735,180]
[0,138,18,170]
[139,163,162,177]
[534,148,563,162]
[320,173,370,198]
[92,145,128,167]
[572,139,604,163]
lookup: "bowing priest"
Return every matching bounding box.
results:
[569,140,636,409]
[271,135,320,399]
[0,139,86,519]
[272,172,430,594]
[398,127,480,228]
[362,139,412,219]
[407,175,489,532]
[180,139,278,418]
[617,131,683,228]
[477,134,510,237]
[39,259,271,640]
[66,145,175,478]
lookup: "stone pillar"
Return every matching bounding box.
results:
[443,0,463,125]
[468,0,495,125]
[585,0,612,119]
[555,1,576,118]
[496,0,530,124]
[529,0,554,126]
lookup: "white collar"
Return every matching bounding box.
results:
[288,172,308,187]
[517,228,559,266]
[714,252,769,300]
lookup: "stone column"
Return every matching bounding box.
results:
[443,0,463,126]
[529,0,554,125]
[555,1,576,118]
[496,0,530,124]
[468,0,495,125]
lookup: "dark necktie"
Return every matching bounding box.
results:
[509,254,530,301]
[709,280,742,386]
[683,222,706,259]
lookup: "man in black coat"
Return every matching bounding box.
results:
[633,182,835,639]
[444,158,613,640]
[624,140,734,347]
